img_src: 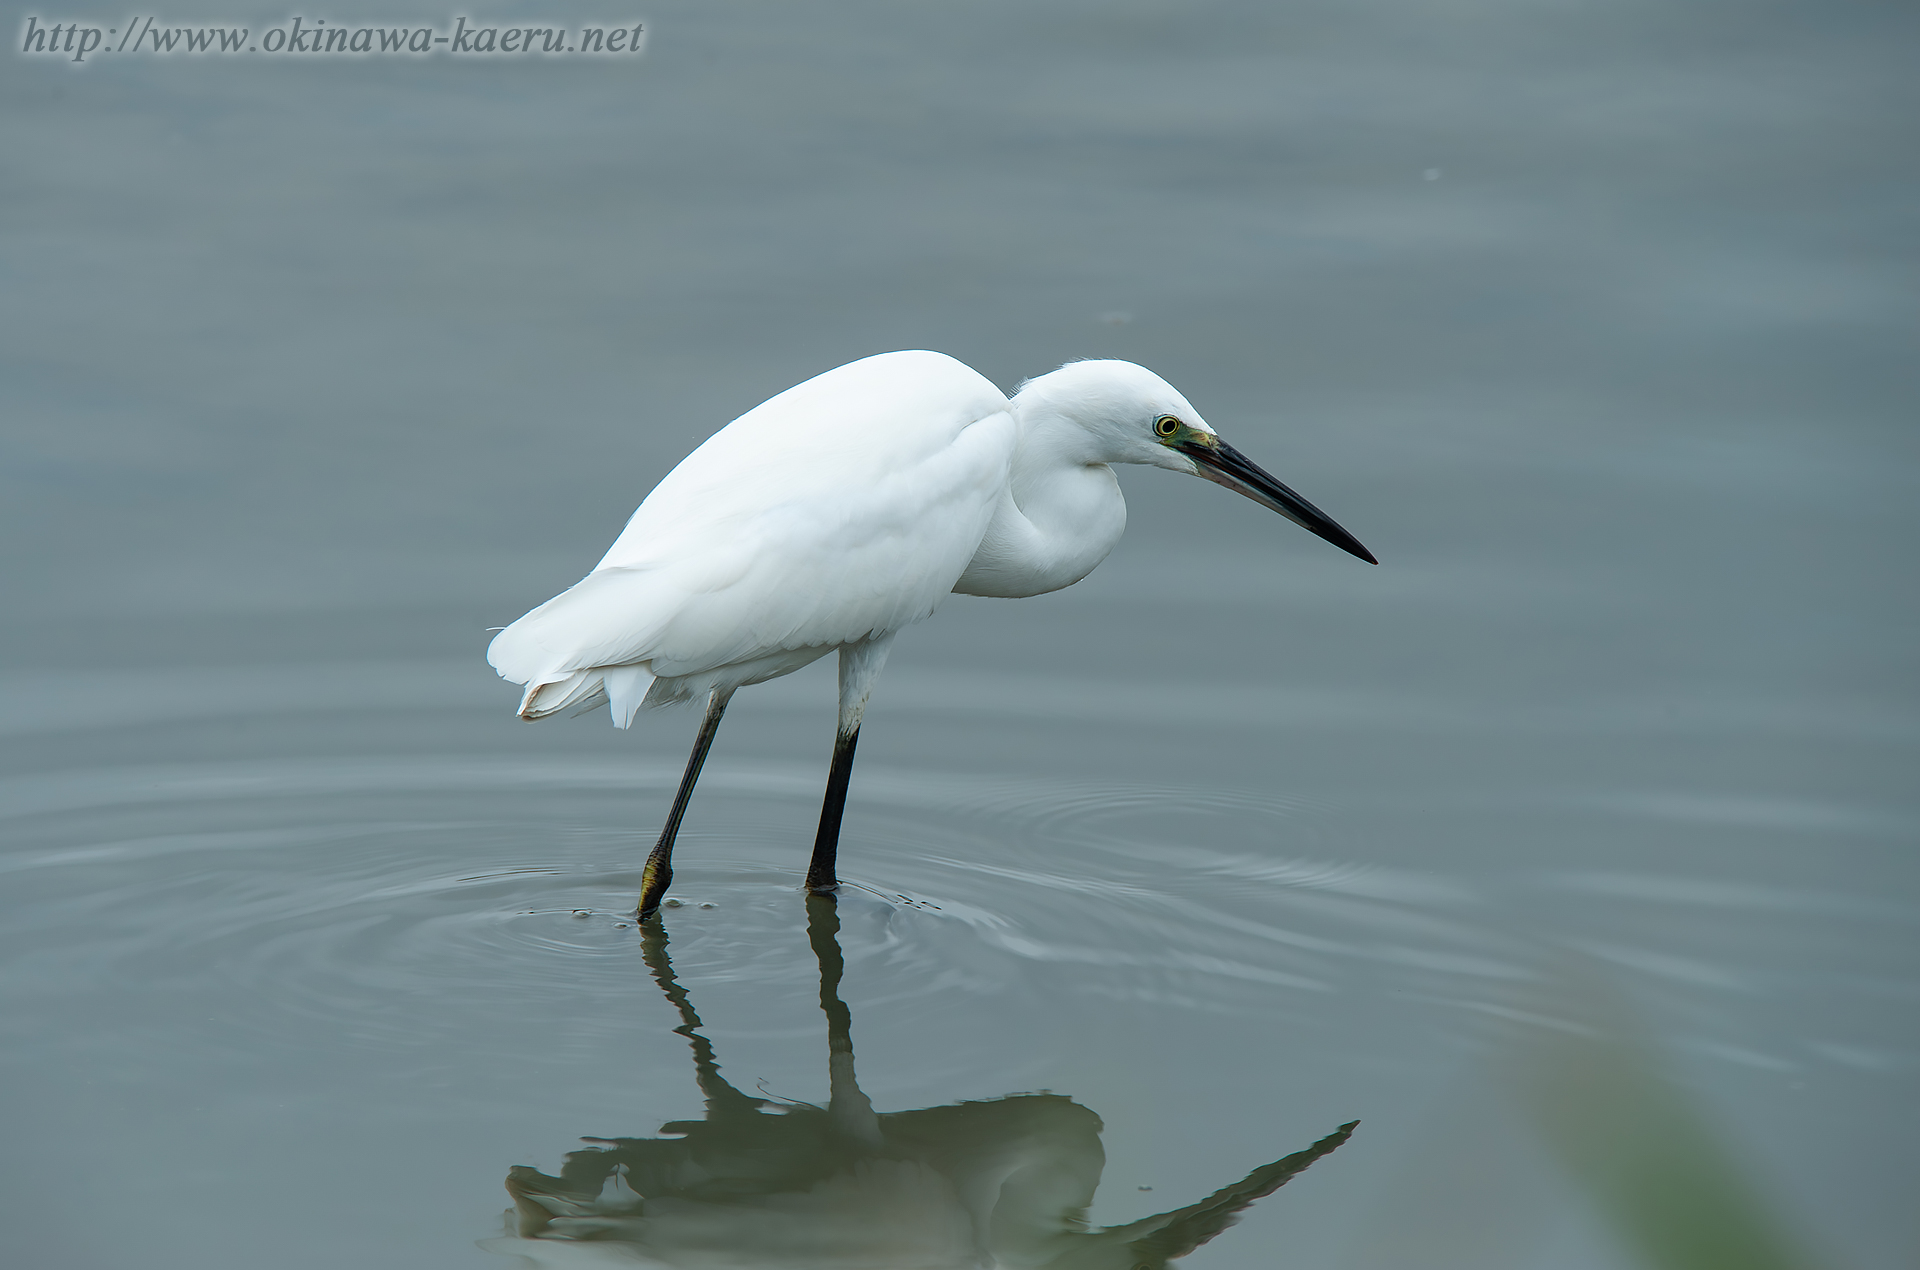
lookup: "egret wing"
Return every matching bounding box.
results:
[488,352,1016,701]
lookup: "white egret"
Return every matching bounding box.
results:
[488,351,1374,919]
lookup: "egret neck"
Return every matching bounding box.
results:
[952,400,1129,599]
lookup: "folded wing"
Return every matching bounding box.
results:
[488,352,1016,721]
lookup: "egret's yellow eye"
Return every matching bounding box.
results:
[1154,416,1180,438]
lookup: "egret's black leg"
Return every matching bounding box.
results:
[797,634,894,896]
[805,726,860,893]
[638,687,732,921]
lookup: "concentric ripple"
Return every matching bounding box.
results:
[5,749,1909,1084]
[0,751,1535,1062]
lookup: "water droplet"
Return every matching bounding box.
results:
[699,902,717,909]
[571,910,592,919]
[662,898,684,908]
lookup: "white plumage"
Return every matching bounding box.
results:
[486,350,1373,916]
[489,352,1018,724]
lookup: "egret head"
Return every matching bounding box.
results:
[1015,359,1214,472]
[1017,360,1377,565]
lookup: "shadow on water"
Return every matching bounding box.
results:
[484,893,1355,1268]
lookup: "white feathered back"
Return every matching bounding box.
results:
[487,352,1015,717]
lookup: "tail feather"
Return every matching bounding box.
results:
[518,669,607,720]
[604,666,655,729]
[513,664,656,726]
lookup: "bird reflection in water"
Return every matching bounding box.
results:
[484,896,1354,1268]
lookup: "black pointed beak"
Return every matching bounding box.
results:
[1180,437,1377,564]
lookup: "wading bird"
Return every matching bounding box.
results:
[488,352,1374,919]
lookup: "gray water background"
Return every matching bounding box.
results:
[3,0,1916,1266]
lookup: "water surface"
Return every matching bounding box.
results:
[3,1,1916,1267]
